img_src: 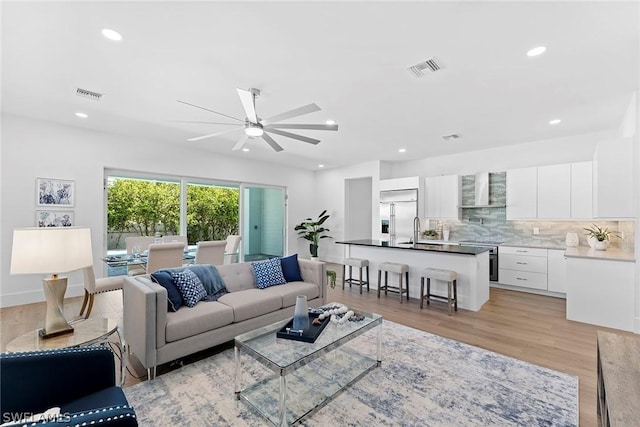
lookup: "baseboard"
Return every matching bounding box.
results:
[635,317,640,334]
[0,283,85,308]
[490,283,567,299]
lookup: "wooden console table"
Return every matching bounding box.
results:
[597,331,640,426]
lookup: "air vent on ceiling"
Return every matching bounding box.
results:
[442,134,461,141]
[76,88,103,101]
[408,57,444,77]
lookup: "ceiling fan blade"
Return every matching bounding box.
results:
[236,88,258,123]
[170,120,239,125]
[187,127,242,142]
[264,123,338,131]
[261,133,284,152]
[260,103,321,126]
[232,134,250,151]
[266,128,321,145]
[177,100,244,123]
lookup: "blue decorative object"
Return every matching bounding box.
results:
[279,254,303,282]
[292,295,309,331]
[172,270,207,307]
[252,258,286,289]
[151,269,185,311]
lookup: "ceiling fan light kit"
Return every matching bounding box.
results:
[179,88,338,152]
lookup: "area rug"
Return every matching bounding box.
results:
[124,321,578,426]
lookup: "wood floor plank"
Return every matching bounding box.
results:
[2,264,635,427]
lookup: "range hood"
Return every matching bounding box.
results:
[458,172,506,208]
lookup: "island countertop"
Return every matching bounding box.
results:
[336,239,491,255]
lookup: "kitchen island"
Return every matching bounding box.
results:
[336,239,490,311]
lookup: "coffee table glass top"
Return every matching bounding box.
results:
[235,307,382,375]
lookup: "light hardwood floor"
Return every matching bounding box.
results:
[1,265,635,427]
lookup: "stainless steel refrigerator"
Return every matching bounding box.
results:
[380,189,418,242]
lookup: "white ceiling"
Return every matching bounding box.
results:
[2,1,638,170]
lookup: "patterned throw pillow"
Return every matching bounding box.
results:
[172,269,207,308]
[252,258,286,289]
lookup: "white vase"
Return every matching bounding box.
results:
[565,233,579,247]
[594,239,609,251]
[292,295,309,331]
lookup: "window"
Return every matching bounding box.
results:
[186,182,239,243]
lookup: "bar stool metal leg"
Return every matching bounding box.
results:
[420,277,425,308]
[454,279,458,311]
[447,281,453,316]
[342,264,346,290]
[405,271,410,301]
[377,270,382,298]
[359,266,363,294]
[366,266,370,292]
[426,278,431,306]
[399,272,403,304]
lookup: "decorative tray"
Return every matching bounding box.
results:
[276,312,330,343]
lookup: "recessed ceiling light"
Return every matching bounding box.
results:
[318,164,325,168]
[75,112,88,118]
[398,148,406,153]
[325,120,335,125]
[549,119,562,125]
[242,148,250,152]
[527,46,546,57]
[102,28,122,41]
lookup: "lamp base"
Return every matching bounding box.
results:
[41,276,74,340]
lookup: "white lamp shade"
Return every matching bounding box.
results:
[10,227,93,275]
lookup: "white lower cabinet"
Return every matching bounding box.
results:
[499,246,548,291]
[547,249,567,293]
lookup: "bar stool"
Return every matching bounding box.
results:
[377,262,410,303]
[420,268,458,315]
[342,258,370,294]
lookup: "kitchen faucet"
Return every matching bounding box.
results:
[413,216,420,244]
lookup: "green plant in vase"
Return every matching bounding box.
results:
[294,210,331,258]
[583,224,620,250]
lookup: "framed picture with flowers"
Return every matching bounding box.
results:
[36,178,75,207]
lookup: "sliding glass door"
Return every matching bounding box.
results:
[241,185,286,261]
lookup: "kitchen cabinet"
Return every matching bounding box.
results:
[499,246,548,290]
[379,176,421,192]
[506,167,537,219]
[547,249,567,293]
[570,161,593,219]
[566,256,635,331]
[424,175,459,219]
[537,164,570,219]
[593,137,634,218]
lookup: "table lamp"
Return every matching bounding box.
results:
[10,227,93,338]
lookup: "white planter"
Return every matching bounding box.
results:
[594,239,610,251]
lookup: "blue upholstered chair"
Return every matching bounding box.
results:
[0,347,137,426]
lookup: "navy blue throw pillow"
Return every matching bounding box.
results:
[151,268,185,312]
[280,254,303,282]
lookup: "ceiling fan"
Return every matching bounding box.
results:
[177,88,338,152]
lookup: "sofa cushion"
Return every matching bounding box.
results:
[216,263,257,293]
[258,282,320,308]
[172,270,207,308]
[165,301,234,342]
[217,289,282,322]
[252,258,286,289]
[150,270,184,312]
[279,254,303,282]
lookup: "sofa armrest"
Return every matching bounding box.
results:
[0,347,115,416]
[298,259,327,302]
[123,276,162,370]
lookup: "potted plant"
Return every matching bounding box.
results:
[294,210,331,258]
[583,224,620,251]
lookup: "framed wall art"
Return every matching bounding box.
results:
[36,210,74,227]
[36,178,75,207]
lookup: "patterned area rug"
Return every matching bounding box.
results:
[124,321,578,426]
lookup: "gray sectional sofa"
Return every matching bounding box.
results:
[123,258,326,379]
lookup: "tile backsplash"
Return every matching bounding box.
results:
[426,172,635,249]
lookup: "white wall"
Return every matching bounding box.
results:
[1,114,316,307]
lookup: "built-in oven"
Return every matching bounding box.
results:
[459,241,501,282]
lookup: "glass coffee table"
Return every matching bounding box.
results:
[234,305,383,426]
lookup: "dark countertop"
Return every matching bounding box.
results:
[335,239,491,255]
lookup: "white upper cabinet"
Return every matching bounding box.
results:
[537,164,571,219]
[593,138,635,218]
[424,175,459,219]
[570,161,593,219]
[506,167,537,220]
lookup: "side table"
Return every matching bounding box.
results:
[5,318,125,386]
